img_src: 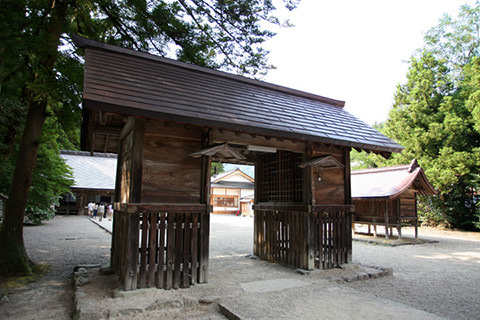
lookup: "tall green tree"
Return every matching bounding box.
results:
[384,52,480,228]
[356,3,480,229]
[0,0,299,275]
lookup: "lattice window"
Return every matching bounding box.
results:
[258,150,303,202]
[212,195,238,207]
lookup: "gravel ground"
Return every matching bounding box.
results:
[348,226,480,320]
[1,215,479,319]
[0,215,111,320]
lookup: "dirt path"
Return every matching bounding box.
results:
[0,216,111,320]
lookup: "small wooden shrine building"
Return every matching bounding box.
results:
[58,150,117,215]
[351,159,436,239]
[211,169,254,215]
[73,35,402,291]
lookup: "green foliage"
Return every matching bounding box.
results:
[424,2,480,77]
[64,0,298,77]
[354,3,480,229]
[0,0,297,224]
[211,162,225,176]
[0,116,73,225]
[24,119,73,224]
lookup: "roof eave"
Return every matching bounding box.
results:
[83,99,402,154]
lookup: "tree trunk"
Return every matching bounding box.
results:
[0,100,47,275]
[0,0,69,276]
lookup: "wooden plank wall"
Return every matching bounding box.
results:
[112,119,212,290]
[400,190,417,218]
[141,120,203,203]
[353,199,401,223]
[310,150,345,206]
[112,118,144,271]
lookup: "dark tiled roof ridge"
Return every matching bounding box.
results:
[71,34,345,108]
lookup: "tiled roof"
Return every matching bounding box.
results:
[73,35,403,154]
[60,150,117,190]
[211,181,254,189]
[211,168,254,183]
[351,160,436,199]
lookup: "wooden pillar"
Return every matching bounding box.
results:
[131,119,145,202]
[124,211,140,290]
[111,117,144,272]
[414,192,418,239]
[385,200,389,240]
[343,148,352,262]
[304,144,315,270]
[198,128,211,283]
[253,155,262,257]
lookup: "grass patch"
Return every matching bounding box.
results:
[0,263,51,292]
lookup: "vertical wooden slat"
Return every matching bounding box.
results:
[166,212,175,290]
[174,213,183,289]
[139,212,148,288]
[198,212,210,283]
[183,213,191,288]
[148,212,157,288]
[307,212,315,270]
[385,201,390,240]
[336,211,341,266]
[124,212,140,290]
[288,212,293,267]
[191,212,198,285]
[327,213,332,269]
[318,213,322,266]
[157,212,166,289]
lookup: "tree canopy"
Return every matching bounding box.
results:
[0,0,299,275]
[352,2,480,229]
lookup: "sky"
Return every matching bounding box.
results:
[262,0,476,125]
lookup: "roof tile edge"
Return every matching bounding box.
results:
[60,150,117,158]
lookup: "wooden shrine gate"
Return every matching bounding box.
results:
[74,36,403,291]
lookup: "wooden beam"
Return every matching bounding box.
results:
[298,154,344,169]
[211,128,305,153]
[131,118,145,203]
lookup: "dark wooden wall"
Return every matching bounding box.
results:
[141,120,203,203]
[311,148,346,206]
[353,199,398,221]
[400,189,417,218]
[353,190,418,222]
[115,117,145,203]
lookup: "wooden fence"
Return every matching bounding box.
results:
[254,204,352,270]
[112,203,210,291]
